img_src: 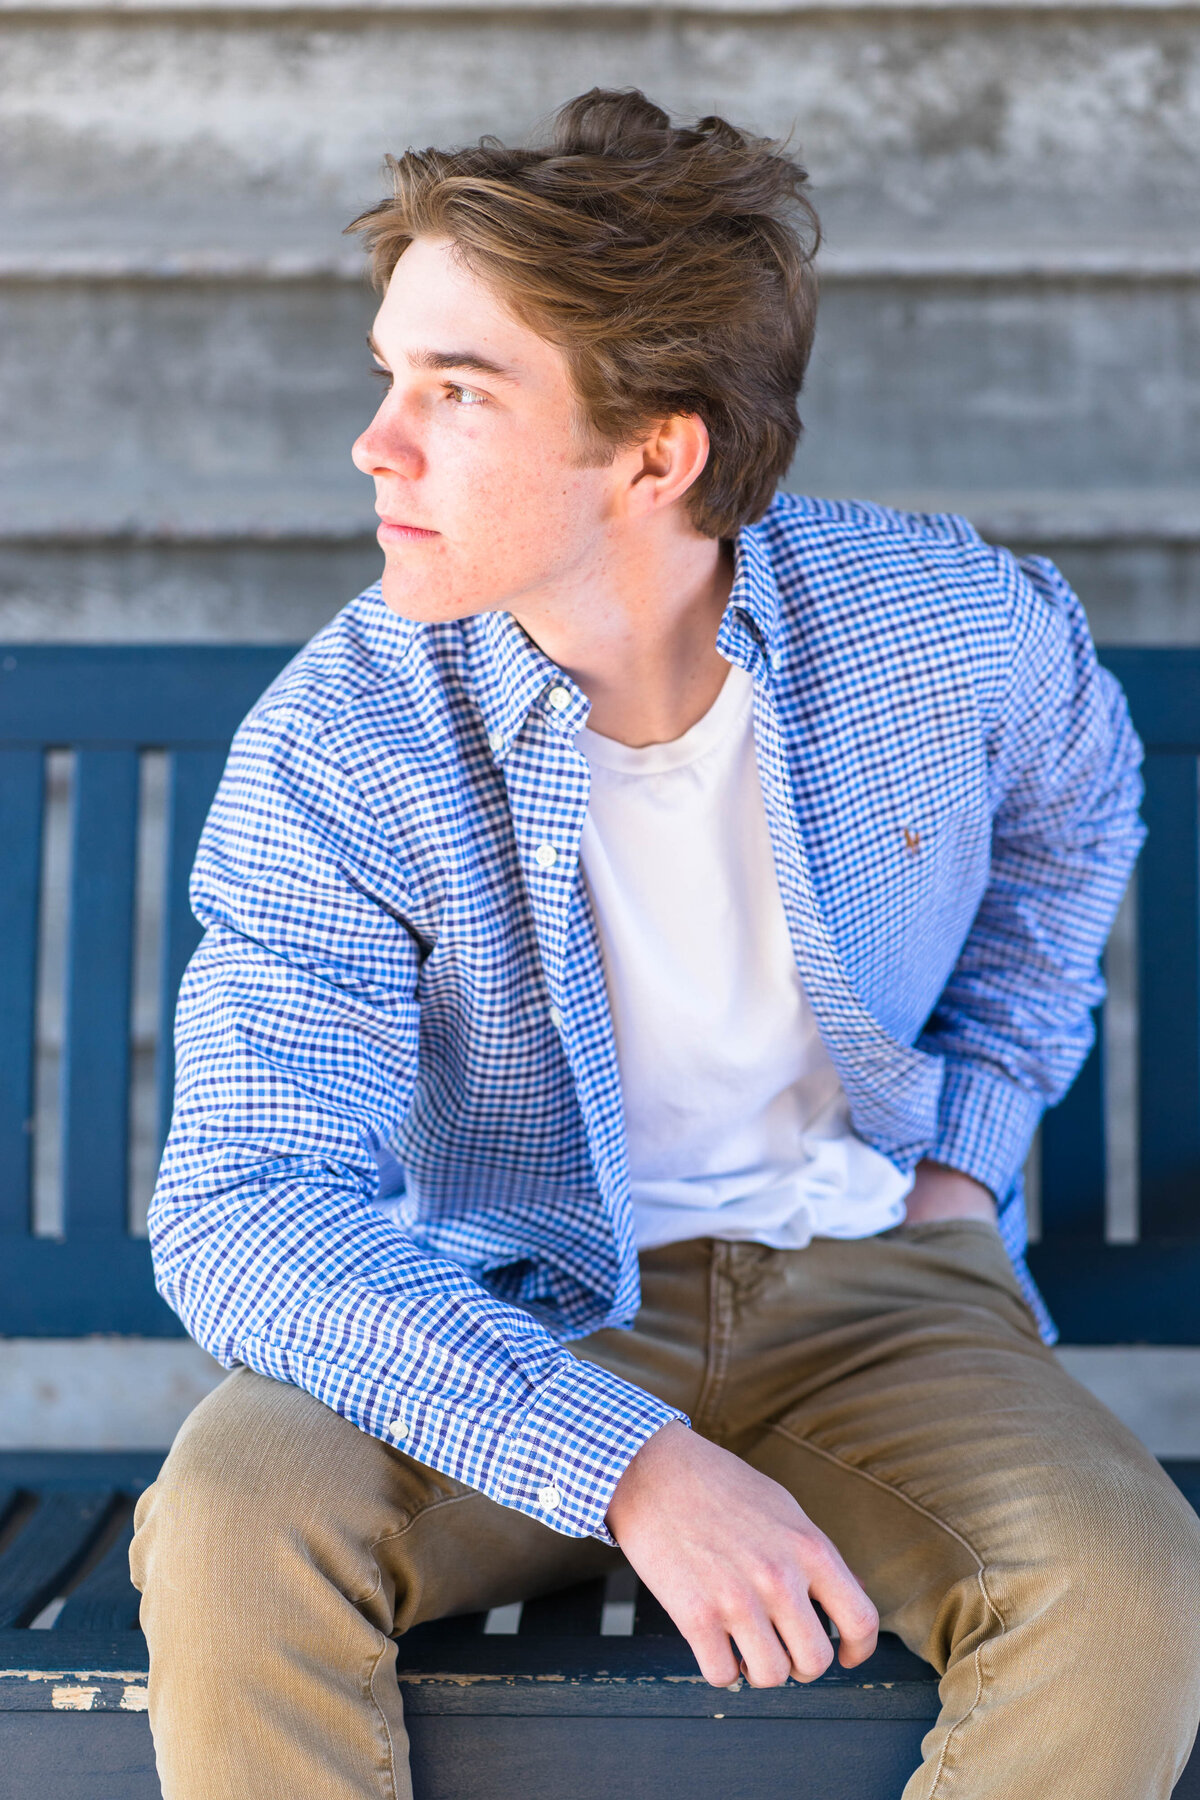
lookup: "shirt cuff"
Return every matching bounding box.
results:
[927,1060,1044,1200]
[385,1354,686,1543]
[495,1357,688,1542]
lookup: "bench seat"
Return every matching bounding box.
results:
[0,1452,1197,1800]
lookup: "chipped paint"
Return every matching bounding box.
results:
[12,1669,148,1685]
[52,1686,99,1711]
[121,1685,150,1711]
[398,1672,508,1687]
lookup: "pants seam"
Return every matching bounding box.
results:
[767,1422,1005,1797]
[357,1488,484,1609]
[691,1243,733,1439]
[365,1632,402,1800]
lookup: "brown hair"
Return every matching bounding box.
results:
[348,89,820,539]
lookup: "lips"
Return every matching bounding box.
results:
[377,519,439,543]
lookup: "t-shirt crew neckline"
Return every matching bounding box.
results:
[575,659,752,775]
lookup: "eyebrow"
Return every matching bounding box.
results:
[366,333,517,382]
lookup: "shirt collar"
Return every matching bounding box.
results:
[716,521,784,679]
[468,609,590,762]
[464,518,784,761]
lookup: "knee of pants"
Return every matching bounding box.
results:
[1007,1464,1200,1683]
[130,1372,388,1620]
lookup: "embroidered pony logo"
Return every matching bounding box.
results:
[903,826,922,857]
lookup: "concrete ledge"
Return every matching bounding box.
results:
[1055,1348,1200,1458]
[0,1339,224,1450]
[5,244,1200,283]
[3,491,1198,547]
[6,0,1200,12]
[1,1339,1198,1454]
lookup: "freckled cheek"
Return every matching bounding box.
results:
[455,458,584,567]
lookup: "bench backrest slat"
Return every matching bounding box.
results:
[0,749,44,1234]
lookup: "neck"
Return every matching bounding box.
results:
[509,513,736,748]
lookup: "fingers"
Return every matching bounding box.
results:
[684,1620,743,1690]
[690,1593,837,1690]
[731,1615,799,1689]
[769,1599,837,1684]
[677,1545,877,1690]
[806,1544,879,1669]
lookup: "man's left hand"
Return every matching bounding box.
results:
[903,1160,996,1225]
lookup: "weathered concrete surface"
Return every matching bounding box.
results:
[8,275,1200,514]
[0,280,380,537]
[5,9,1200,258]
[0,1338,225,1450]
[3,1,1199,636]
[6,277,1196,539]
[7,538,1200,645]
[0,540,379,640]
[3,2,1197,639]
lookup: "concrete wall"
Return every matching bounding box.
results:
[4,0,1199,646]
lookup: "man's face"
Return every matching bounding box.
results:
[352,235,626,624]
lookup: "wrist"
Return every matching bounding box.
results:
[904,1160,996,1225]
[606,1419,691,1537]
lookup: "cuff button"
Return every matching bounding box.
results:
[537,1483,563,1512]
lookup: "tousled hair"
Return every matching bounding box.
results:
[348,88,820,539]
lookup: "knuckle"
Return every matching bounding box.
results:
[846,1594,880,1635]
[683,1612,723,1641]
[792,1636,835,1683]
[680,1600,720,1635]
[799,1532,836,1573]
[750,1555,791,1595]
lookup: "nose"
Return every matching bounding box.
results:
[351,398,422,481]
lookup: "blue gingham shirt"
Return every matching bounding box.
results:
[150,492,1144,1542]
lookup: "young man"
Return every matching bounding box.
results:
[132,89,1200,1799]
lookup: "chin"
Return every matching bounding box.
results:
[380,565,488,625]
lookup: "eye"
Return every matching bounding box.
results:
[446,383,488,407]
[370,366,393,388]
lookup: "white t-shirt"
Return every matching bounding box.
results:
[575,663,911,1251]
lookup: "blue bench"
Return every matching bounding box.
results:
[2,644,1198,1799]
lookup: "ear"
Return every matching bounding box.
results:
[621,413,711,519]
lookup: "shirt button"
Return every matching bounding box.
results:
[548,1005,564,1030]
[547,685,571,712]
[538,1483,563,1512]
[488,730,505,754]
[534,843,558,869]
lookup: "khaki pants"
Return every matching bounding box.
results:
[131,1221,1200,1799]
